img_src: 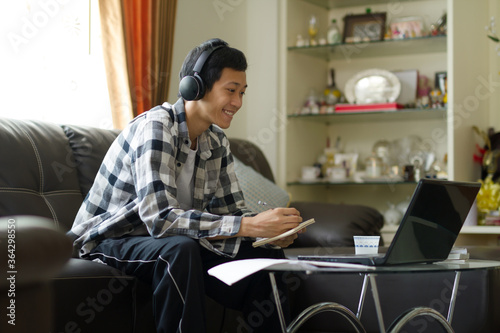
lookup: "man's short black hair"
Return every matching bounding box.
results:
[178,38,247,95]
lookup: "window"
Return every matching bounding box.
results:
[0,0,112,128]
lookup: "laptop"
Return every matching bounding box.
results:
[298,179,481,266]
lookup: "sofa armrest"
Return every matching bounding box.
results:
[288,201,384,248]
[0,215,72,289]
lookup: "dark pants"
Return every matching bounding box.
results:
[89,235,288,333]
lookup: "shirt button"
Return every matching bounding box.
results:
[177,162,181,167]
[184,140,189,144]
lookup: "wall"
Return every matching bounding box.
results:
[489,0,500,130]
[168,0,281,174]
[449,0,490,181]
[168,0,249,139]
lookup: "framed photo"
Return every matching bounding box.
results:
[435,71,447,94]
[390,16,425,39]
[343,13,386,43]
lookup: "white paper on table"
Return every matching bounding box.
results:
[207,258,375,286]
[208,259,289,286]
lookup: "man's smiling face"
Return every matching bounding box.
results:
[198,67,247,129]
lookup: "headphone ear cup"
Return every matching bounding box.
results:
[179,74,205,101]
[180,45,223,101]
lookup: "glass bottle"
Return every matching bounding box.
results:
[322,150,336,180]
[327,19,341,44]
[308,15,318,46]
[324,69,342,109]
[365,153,383,178]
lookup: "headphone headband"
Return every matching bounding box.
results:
[192,45,224,74]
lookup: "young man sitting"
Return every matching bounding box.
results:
[69,38,303,332]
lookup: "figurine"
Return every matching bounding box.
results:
[384,202,403,225]
[302,89,320,114]
[296,34,305,47]
[429,89,443,108]
[417,75,431,109]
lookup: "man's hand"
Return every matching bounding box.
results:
[270,233,298,248]
[238,207,302,239]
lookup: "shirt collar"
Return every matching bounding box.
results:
[171,98,223,159]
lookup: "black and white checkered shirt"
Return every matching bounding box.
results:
[70,98,254,258]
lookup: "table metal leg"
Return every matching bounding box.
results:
[368,274,386,333]
[268,272,287,333]
[447,271,461,323]
[268,272,366,333]
[287,302,366,333]
[387,270,462,333]
[268,265,466,333]
[357,274,369,319]
[387,307,455,333]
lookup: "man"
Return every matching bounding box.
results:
[69,38,302,332]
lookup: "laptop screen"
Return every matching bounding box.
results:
[384,179,481,265]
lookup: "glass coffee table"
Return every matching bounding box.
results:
[265,260,500,333]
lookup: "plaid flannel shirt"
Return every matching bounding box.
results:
[70,98,254,258]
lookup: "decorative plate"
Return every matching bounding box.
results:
[344,69,401,104]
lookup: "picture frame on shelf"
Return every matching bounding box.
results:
[435,71,447,94]
[390,16,425,39]
[343,13,386,43]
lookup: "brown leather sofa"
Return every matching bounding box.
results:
[0,119,157,332]
[0,117,498,333]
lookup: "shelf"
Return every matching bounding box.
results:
[288,108,447,124]
[288,35,446,60]
[460,226,500,234]
[382,225,500,246]
[302,0,421,9]
[287,180,417,186]
[382,225,500,235]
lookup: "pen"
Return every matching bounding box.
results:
[258,201,274,209]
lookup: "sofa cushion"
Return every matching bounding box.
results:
[52,258,156,333]
[233,157,290,213]
[61,125,120,197]
[229,138,275,182]
[0,119,83,231]
[289,202,384,247]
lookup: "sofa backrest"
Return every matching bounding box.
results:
[0,117,274,233]
[0,119,83,231]
[0,119,119,232]
[61,125,120,197]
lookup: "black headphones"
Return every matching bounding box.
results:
[179,45,224,101]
